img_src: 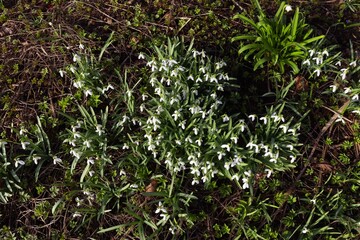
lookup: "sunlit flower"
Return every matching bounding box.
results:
[309,49,315,57]
[285,4,292,12]
[231,136,238,144]
[302,59,310,66]
[221,144,231,152]
[344,87,351,94]
[349,60,357,67]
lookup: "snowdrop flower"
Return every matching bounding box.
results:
[312,56,323,65]
[73,212,82,218]
[138,53,145,59]
[335,61,341,66]
[187,75,194,81]
[217,151,226,160]
[222,114,229,122]
[193,127,199,135]
[15,158,25,168]
[95,124,104,136]
[352,94,359,101]
[290,155,296,163]
[286,144,294,151]
[302,59,310,66]
[231,174,240,181]
[59,70,65,78]
[195,139,202,146]
[260,117,267,124]
[21,141,30,150]
[313,68,321,77]
[231,136,238,144]
[53,156,62,164]
[248,114,256,121]
[265,169,272,178]
[322,49,329,57]
[330,84,337,92]
[310,199,316,205]
[350,60,357,67]
[83,140,91,148]
[32,156,41,165]
[79,43,84,50]
[340,68,348,80]
[352,110,360,115]
[169,226,177,235]
[221,144,231,152]
[192,179,199,185]
[87,157,94,165]
[84,89,92,97]
[279,125,288,133]
[155,202,167,214]
[48,22,53,26]
[309,49,315,57]
[285,4,292,12]
[242,177,249,189]
[122,143,129,150]
[302,227,309,234]
[73,54,80,62]
[270,158,277,163]
[344,87,351,94]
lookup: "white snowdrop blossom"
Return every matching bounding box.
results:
[87,157,94,165]
[265,168,272,178]
[349,60,357,67]
[352,94,359,101]
[330,85,337,92]
[231,136,238,144]
[15,158,25,168]
[285,4,292,12]
[309,49,315,57]
[310,199,316,205]
[221,144,231,152]
[138,53,145,59]
[21,141,30,150]
[260,117,267,124]
[340,68,348,80]
[122,143,129,150]
[83,140,92,148]
[322,49,329,57]
[314,68,321,77]
[53,156,62,165]
[335,115,345,124]
[286,144,294,151]
[155,202,167,214]
[242,177,249,189]
[73,54,80,62]
[222,114,230,122]
[302,59,310,66]
[32,156,41,165]
[59,70,65,77]
[344,87,351,94]
[335,61,341,66]
[290,155,296,163]
[302,227,309,234]
[248,114,256,121]
[73,212,82,218]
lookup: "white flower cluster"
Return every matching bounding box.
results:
[135,40,301,190]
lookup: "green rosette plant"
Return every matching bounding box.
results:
[232,0,324,74]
